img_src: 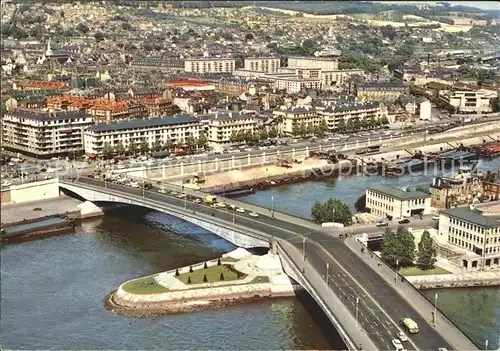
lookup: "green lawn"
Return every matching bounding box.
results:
[399,266,451,276]
[221,257,239,263]
[176,264,246,284]
[122,275,169,295]
[250,276,270,284]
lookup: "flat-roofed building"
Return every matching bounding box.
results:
[244,57,280,74]
[184,58,236,74]
[438,88,496,113]
[439,206,500,270]
[274,76,322,94]
[84,115,200,155]
[287,56,339,71]
[366,185,431,220]
[207,112,257,145]
[356,82,409,101]
[2,109,94,157]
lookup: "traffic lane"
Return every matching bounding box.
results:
[312,236,453,351]
[75,178,300,242]
[303,242,406,351]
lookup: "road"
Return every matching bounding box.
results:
[66,177,463,351]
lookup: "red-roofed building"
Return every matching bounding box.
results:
[166,79,216,91]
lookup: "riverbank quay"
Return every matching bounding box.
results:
[1,196,104,243]
[406,271,500,289]
[106,248,299,316]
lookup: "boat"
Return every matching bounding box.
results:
[385,158,427,176]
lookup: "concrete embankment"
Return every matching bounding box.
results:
[406,271,500,289]
[106,249,300,316]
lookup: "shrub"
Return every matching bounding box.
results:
[217,258,221,266]
[175,269,180,276]
[220,272,225,281]
[187,276,191,284]
[189,266,193,273]
[203,274,208,283]
[204,262,208,269]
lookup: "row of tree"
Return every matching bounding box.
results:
[381,227,437,270]
[311,198,353,226]
[229,127,279,145]
[101,134,208,159]
[336,116,389,133]
[291,120,329,138]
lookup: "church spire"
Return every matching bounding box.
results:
[45,38,53,57]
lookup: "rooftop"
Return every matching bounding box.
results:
[7,109,88,121]
[359,82,408,89]
[367,185,429,200]
[87,115,199,133]
[440,207,500,228]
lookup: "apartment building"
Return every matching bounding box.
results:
[272,106,322,134]
[2,109,93,157]
[318,101,384,132]
[244,57,280,74]
[366,185,431,220]
[438,88,496,113]
[84,115,200,155]
[274,76,322,94]
[439,207,500,269]
[141,98,179,117]
[207,112,257,145]
[356,82,409,101]
[184,58,236,74]
[287,56,339,71]
[87,100,148,123]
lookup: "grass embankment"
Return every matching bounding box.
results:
[122,275,169,294]
[176,265,246,284]
[399,266,451,276]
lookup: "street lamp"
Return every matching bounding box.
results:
[271,196,274,218]
[302,237,306,262]
[184,189,187,210]
[326,263,329,288]
[434,292,439,327]
[395,259,399,286]
[355,297,359,328]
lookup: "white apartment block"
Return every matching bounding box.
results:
[274,77,322,94]
[84,115,200,155]
[287,56,339,71]
[366,185,431,220]
[419,100,432,120]
[272,106,322,134]
[2,109,94,157]
[244,57,280,74]
[184,58,236,74]
[318,101,384,132]
[439,207,500,270]
[438,89,497,113]
[207,112,257,145]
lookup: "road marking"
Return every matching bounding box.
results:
[314,243,420,351]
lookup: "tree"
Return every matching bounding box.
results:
[77,23,89,33]
[197,133,207,150]
[121,22,132,30]
[381,228,400,268]
[380,116,389,125]
[354,194,366,212]
[258,128,268,141]
[318,120,328,136]
[164,139,175,151]
[94,32,105,42]
[102,142,114,159]
[416,185,430,193]
[152,140,162,152]
[114,141,125,156]
[245,33,254,41]
[291,123,301,137]
[128,141,138,156]
[396,226,416,268]
[185,136,197,153]
[299,123,308,138]
[229,131,238,144]
[140,140,150,155]
[417,230,437,270]
[336,119,346,132]
[306,124,315,137]
[311,199,352,226]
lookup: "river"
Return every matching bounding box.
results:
[1,207,342,350]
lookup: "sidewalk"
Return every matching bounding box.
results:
[345,237,479,351]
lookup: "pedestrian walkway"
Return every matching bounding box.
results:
[345,237,478,351]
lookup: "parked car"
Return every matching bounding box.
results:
[392,338,403,351]
[236,208,245,213]
[397,331,408,342]
[129,182,140,188]
[376,218,389,227]
[432,215,440,220]
[399,218,410,224]
[249,212,259,217]
[158,187,167,194]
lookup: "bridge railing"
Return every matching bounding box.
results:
[60,178,272,245]
[353,238,479,348]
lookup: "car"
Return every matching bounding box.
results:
[249,212,259,217]
[129,182,140,188]
[193,198,201,204]
[392,338,403,350]
[216,202,226,208]
[158,187,167,194]
[397,331,408,342]
[376,219,389,227]
[399,218,410,224]
[236,207,245,213]
[432,215,440,220]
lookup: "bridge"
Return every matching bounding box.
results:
[60,177,478,351]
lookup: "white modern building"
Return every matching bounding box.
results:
[438,88,497,113]
[207,112,258,145]
[287,56,339,71]
[84,115,200,155]
[243,57,280,74]
[366,185,431,220]
[184,58,236,74]
[439,206,500,269]
[419,99,432,120]
[2,109,94,157]
[272,106,322,134]
[318,101,385,132]
[274,76,322,94]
